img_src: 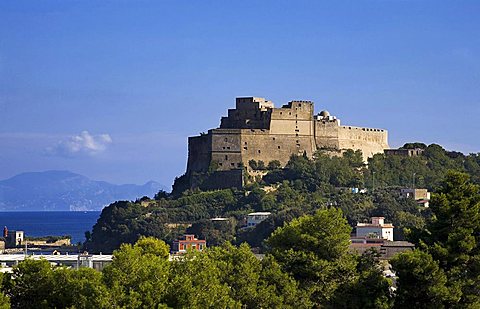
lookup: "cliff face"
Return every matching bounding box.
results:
[184,97,389,190]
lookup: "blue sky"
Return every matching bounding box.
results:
[1,1,479,187]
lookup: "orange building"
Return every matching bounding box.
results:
[172,234,206,254]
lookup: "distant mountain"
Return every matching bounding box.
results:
[0,170,166,211]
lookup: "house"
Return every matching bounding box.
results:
[356,217,394,241]
[247,212,271,227]
[350,237,414,260]
[384,148,424,157]
[171,234,206,254]
[400,188,431,207]
[3,227,24,248]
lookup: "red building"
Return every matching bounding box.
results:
[172,234,206,254]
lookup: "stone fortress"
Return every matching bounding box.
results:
[185,97,389,189]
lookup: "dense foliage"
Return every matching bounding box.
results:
[85,144,479,254]
[2,169,480,307]
[391,171,480,308]
[1,218,389,308]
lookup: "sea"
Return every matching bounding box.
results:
[0,211,101,244]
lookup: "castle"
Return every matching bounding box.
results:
[184,97,389,189]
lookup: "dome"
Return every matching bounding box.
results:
[319,110,330,117]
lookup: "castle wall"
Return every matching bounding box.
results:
[337,126,389,160]
[314,120,341,150]
[187,134,212,173]
[240,130,315,170]
[210,129,243,171]
[269,101,313,136]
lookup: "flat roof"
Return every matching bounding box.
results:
[0,254,113,262]
[248,212,271,216]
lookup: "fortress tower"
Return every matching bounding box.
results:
[184,97,389,190]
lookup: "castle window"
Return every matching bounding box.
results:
[289,112,291,115]
[258,150,261,154]
[225,155,228,160]
[296,133,299,137]
[244,147,248,150]
[299,104,302,107]
[231,163,235,167]
[224,138,228,142]
[278,146,281,149]
[227,146,230,149]
[219,163,223,166]
[280,112,282,115]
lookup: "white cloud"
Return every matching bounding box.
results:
[46,131,113,157]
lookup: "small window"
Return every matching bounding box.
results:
[219,163,223,166]
[272,137,275,141]
[243,147,248,150]
[278,146,281,149]
[224,138,228,142]
[258,150,261,154]
[225,155,228,160]
[231,163,235,167]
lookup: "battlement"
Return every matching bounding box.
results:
[235,97,274,110]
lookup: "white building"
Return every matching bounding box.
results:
[400,188,431,207]
[247,212,271,227]
[356,217,394,241]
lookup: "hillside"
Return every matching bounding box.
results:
[0,170,165,211]
[85,143,480,253]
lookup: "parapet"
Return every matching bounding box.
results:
[236,97,274,110]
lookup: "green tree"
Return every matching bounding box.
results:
[266,208,357,306]
[0,273,10,309]
[102,237,171,308]
[166,250,239,308]
[4,259,108,309]
[4,259,54,309]
[206,242,309,308]
[331,249,392,309]
[420,171,480,306]
[391,250,458,308]
[267,160,281,170]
